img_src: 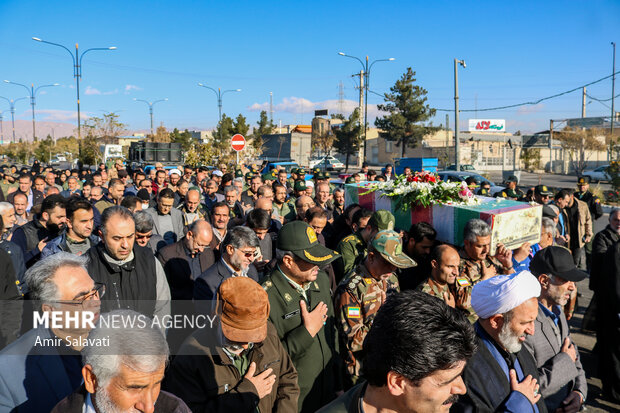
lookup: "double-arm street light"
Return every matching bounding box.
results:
[4,80,59,141]
[197,83,241,140]
[454,58,466,172]
[338,52,395,160]
[133,98,168,136]
[0,96,28,143]
[32,37,117,140]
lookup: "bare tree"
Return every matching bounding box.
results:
[556,126,607,175]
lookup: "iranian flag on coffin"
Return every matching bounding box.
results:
[345,183,542,254]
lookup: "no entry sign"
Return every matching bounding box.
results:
[231,134,246,152]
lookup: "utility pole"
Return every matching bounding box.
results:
[338,82,345,115]
[612,42,616,137]
[582,87,587,118]
[549,119,554,172]
[454,59,466,171]
[0,111,3,145]
[269,92,273,124]
[358,70,365,167]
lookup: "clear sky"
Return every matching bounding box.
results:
[0,0,618,135]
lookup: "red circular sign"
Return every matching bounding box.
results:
[231,134,246,151]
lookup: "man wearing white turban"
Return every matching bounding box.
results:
[452,271,548,413]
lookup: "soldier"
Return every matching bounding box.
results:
[534,184,554,205]
[477,181,491,196]
[457,219,515,323]
[334,210,395,280]
[419,244,459,307]
[576,176,603,220]
[261,221,342,412]
[498,175,525,200]
[334,230,415,386]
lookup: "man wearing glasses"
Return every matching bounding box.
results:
[194,226,261,301]
[0,253,102,413]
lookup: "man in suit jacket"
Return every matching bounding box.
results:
[194,226,260,301]
[7,174,44,212]
[525,247,588,412]
[146,188,185,245]
[453,271,548,413]
[0,252,99,413]
[158,219,216,300]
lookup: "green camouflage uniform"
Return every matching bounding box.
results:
[334,264,400,383]
[456,249,508,323]
[419,277,456,302]
[498,187,525,200]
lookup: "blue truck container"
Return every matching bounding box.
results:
[394,157,438,175]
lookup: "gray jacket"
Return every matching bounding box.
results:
[523,304,587,411]
[145,207,185,244]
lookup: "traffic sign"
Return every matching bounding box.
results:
[231,134,246,152]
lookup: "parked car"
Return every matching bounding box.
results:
[437,171,504,195]
[445,164,476,172]
[263,161,313,180]
[581,165,610,183]
[309,156,345,171]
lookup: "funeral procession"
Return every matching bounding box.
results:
[0,1,619,412]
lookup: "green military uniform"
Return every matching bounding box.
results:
[274,200,296,223]
[456,249,509,323]
[335,232,367,282]
[498,187,525,200]
[261,221,342,413]
[576,177,603,220]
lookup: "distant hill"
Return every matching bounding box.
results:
[0,120,77,142]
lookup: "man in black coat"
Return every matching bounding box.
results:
[7,173,44,212]
[453,271,548,413]
[193,226,260,301]
[157,219,215,300]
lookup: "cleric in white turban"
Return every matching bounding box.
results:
[453,270,546,412]
[471,270,541,319]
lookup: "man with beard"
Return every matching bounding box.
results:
[12,194,66,267]
[7,173,44,211]
[12,192,31,226]
[332,188,345,219]
[319,291,476,413]
[193,226,260,301]
[399,222,437,290]
[419,245,459,307]
[224,186,246,226]
[52,310,191,413]
[94,178,125,214]
[335,230,415,387]
[0,253,101,413]
[86,206,171,319]
[524,247,587,412]
[273,182,296,223]
[453,271,547,413]
[241,175,263,207]
[534,185,554,205]
[41,197,99,258]
[178,188,209,226]
[210,202,230,250]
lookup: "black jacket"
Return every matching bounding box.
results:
[86,243,157,317]
[193,259,258,301]
[157,239,215,300]
[11,217,52,267]
[7,189,44,208]
[591,225,620,292]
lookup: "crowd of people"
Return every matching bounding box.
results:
[0,159,617,413]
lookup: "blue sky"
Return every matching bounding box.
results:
[0,0,618,135]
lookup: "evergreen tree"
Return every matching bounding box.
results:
[333,108,362,171]
[250,110,275,156]
[375,68,439,157]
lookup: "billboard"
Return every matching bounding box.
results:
[468,119,506,132]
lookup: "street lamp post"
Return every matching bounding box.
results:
[0,96,28,143]
[32,37,116,140]
[454,58,466,172]
[612,42,616,137]
[197,83,241,142]
[338,52,395,161]
[4,80,59,141]
[133,98,168,136]
[0,110,4,145]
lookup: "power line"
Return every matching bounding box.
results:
[434,70,620,112]
[586,92,620,103]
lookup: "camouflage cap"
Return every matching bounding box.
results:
[277,221,340,265]
[298,168,306,176]
[294,180,307,191]
[262,173,276,181]
[368,210,395,231]
[245,172,255,180]
[577,176,591,185]
[534,185,553,196]
[371,230,416,269]
[291,168,299,174]
[235,170,244,178]
[312,167,321,175]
